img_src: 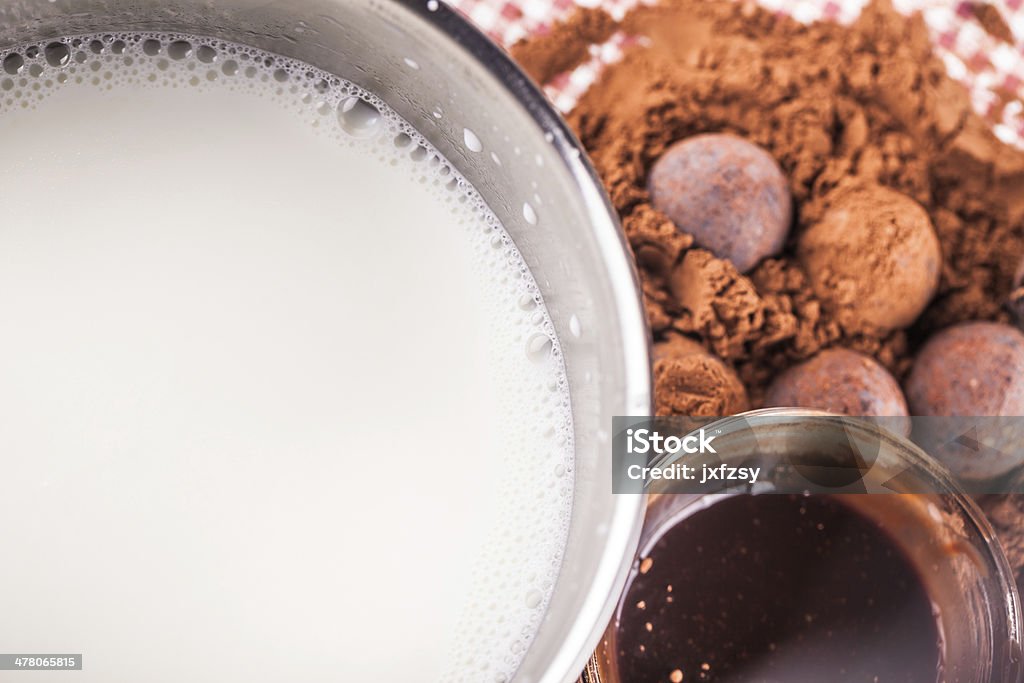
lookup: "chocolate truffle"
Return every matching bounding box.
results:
[907,322,1024,416]
[653,332,749,417]
[905,321,1024,481]
[647,133,791,273]
[798,183,941,332]
[765,348,910,435]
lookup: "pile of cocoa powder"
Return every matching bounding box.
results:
[512,0,1024,583]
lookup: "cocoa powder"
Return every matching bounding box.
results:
[513,0,1024,585]
[513,0,1024,408]
[509,7,617,86]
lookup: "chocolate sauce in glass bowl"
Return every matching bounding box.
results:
[615,494,942,682]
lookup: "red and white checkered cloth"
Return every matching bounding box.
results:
[446,0,1024,147]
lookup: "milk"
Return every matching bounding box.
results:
[0,34,574,683]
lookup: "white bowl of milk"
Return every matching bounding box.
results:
[0,2,651,682]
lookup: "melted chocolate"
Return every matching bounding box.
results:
[616,495,941,682]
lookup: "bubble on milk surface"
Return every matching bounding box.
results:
[337,95,382,138]
[0,30,576,683]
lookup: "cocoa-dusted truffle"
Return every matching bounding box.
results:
[653,332,749,417]
[798,183,941,332]
[906,322,1024,416]
[905,321,1024,481]
[765,348,910,435]
[647,133,791,273]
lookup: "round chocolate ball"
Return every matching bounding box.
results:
[798,183,941,333]
[905,321,1024,481]
[906,322,1024,416]
[653,333,749,417]
[764,348,910,435]
[647,133,791,273]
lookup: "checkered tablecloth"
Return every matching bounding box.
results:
[446,0,1024,147]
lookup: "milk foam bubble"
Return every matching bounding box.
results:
[0,33,573,683]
